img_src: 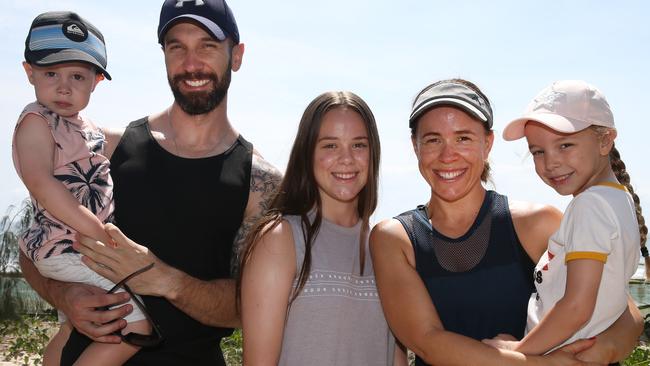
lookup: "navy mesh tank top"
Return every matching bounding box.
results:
[396,191,534,365]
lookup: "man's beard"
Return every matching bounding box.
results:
[168,66,232,115]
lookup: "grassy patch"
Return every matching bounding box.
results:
[623,344,650,366]
[221,329,243,366]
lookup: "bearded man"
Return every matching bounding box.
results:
[19,1,281,365]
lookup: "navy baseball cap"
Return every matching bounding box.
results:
[410,81,493,128]
[158,0,240,45]
[24,11,111,80]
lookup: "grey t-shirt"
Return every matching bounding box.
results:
[278,214,395,366]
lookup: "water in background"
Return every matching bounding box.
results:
[634,259,646,280]
[1,276,51,315]
[631,260,649,307]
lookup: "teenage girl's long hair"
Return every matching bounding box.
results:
[236,91,381,310]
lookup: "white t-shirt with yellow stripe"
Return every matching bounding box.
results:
[526,182,640,350]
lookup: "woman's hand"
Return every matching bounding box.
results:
[540,338,599,366]
[482,333,520,351]
[575,296,643,363]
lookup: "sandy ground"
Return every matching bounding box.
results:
[0,321,56,366]
[1,336,42,366]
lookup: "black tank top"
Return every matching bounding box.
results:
[62,118,252,366]
[396,191,534,366]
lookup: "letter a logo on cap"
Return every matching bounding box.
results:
[175,0,205,7]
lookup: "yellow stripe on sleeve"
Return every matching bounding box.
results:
[565,251,608,263]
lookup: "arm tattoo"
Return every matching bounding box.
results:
[230,153,282,276]
[250,156,282,198]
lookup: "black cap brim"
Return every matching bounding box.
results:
[32,49,112,80]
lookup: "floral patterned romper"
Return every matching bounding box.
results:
[12,102,144,323]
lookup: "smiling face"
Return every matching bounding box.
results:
[412,106,493,203]
[163,22,243,115]
[524,121,614,196]
[23,62,101,118]
[313,107,370,209]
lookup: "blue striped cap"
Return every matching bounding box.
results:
[25,11,111,80]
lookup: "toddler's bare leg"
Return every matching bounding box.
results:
[72,319,151,366]
[43,322,72,366]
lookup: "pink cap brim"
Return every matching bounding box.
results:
[502,113,593,141]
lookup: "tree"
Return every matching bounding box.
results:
[0,199,33,319]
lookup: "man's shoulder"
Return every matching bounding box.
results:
[104,117,149,139]
[241,150,282,221]
[230,150,283,276]
[249,150,282,194]
[103,117,149,159]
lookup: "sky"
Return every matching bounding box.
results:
[2,0,649,225]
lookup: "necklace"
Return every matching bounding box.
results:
[166,108,233,158]
[167,108,180,155]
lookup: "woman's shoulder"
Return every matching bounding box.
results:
[509,200,563,224]
[508,200,563,263]
[373,205,425,236]
[370,218,417,268]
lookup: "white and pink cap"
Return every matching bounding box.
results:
[502,80,615,141]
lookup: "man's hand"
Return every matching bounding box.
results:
[19,251,131,343]
[53,281,131,342]
[74,223,177,298]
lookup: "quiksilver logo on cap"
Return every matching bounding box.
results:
[62,21,88,42]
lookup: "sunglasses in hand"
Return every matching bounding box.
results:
[98,263,164,347]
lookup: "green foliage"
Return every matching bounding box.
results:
[0,317,241,365]
[0,199,31,274]
[623,345,650,366]
[622,312,650,366]
[216,316,650,366]
[0,316,648,366]
[0,199,34,320]
[221,328,243,366]
[0,313,56,366]
[0,277,23,321]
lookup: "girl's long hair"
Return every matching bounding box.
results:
[607,142,648,271]
[236,91,381,309]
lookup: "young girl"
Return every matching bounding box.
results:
[238,91,405,365]
[489,80,648,354]
[13,11,152,365]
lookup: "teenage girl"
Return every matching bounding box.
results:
[239,91,405,366]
